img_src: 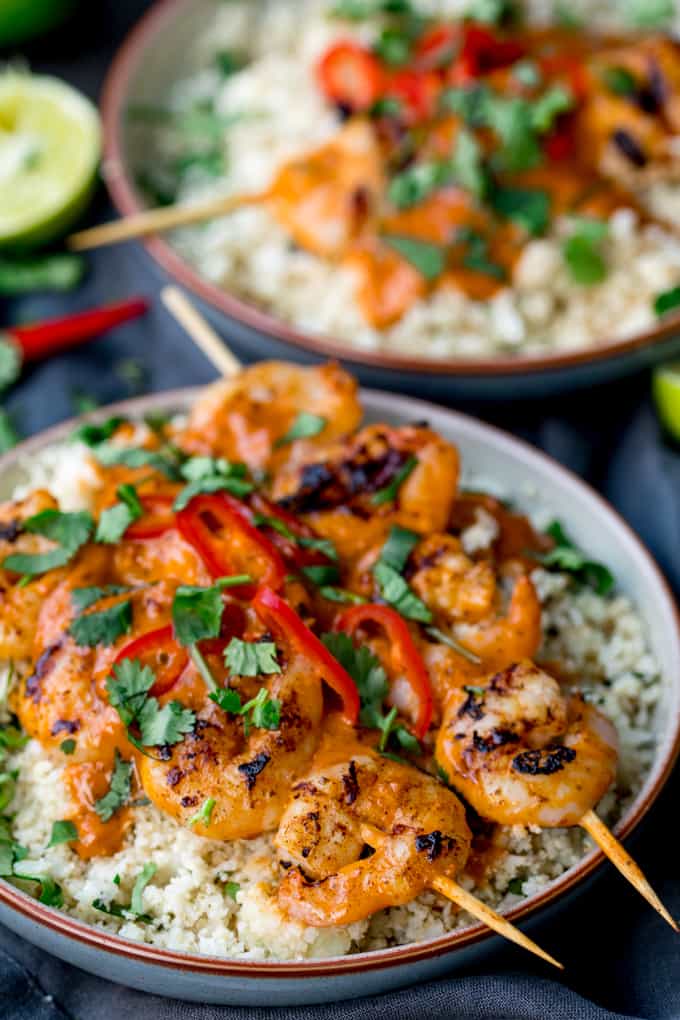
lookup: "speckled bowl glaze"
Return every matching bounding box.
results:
[100,0,680,401]
[0,387,678,1005]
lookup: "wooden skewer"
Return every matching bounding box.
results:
[68,190,268,252]
[580,809,678,932]
[359,823,562,971]
[161,286,242,379]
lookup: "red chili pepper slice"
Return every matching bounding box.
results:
[317,41,386,112]
[458,24,524,75]
[414,24,460,71]
[176,493,286,595]
[11,298,149,362]
[125,493,177,540]
[386,69,442,123]
[334,604,433,740]
[114,624,188,697]
[253,585,360,725]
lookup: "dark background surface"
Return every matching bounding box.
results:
[1,2,679,1017]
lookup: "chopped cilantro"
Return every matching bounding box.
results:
[130,862,157,915]
[529,85,573,133]
[654,286,680,318]
[0,337,22,392]
[275,412,327,447]
[371,456,418,506]
[95,484,142,544]
[489,185,550,236]
[301,564,341,586]
[137,698,196,748]
[378,525,420,571]
[455,227,506,280]
[69,598,132,648]
[374,26,412,66]
[215,49,247,76]
[71,416,125,447]
[331,0,413,18]
[622,0,673,28]
[210,687,243,714]
[210,684,281,735]
[601,66,637,97]
[47,820,78,847]
[172,583,225,646]
[224,638,280,677]
[188,797,216,828]
[464,0,518,23]
[106,659,196,748]
[507,876,524,895]
[223,880,240,900]
[71,585,130,612]
[562,218,608,285]
[372,526,431,622]
[450,127,489,199]
[539,520,614,595]
[94,751,133,822]
[13,872,63,907]
[382,236,446,280]
[92,442,183,481]
[388,161,446,210]
[3,509,93,576]
[318,586,367,605]
[513,61,542,88]
[59,738,76,755]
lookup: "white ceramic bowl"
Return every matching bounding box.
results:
[0,387,678,1006]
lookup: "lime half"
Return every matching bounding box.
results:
[653,363,680,441]
[0,70,100,250]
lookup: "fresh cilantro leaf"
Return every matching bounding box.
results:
[3,510,94,576]
[106,660,156,727]
[223,879,240,900]
[388,161,445,209]
[248,687,282,730]
[210,687,243,713]
[371,456,418,506]
[137,698,196,747]
[486,96,541,172]
[450,127,489,198]
[130,862,157,915]
[507,876,524,895]
[0,843,13,877]
[0,338,22,392]
[455,226,506,280]
[301,564,340,585]
[0,772,15,812]
[378,525,420,571]
[378,705,399,751]
[382,236,446,280]
[373,562,432,622]
[464,684,486,696]
[275,412,327,447]
[13,873,63,907]
[172,583,225,646]
[94,751,133,822]
[0,726,28,751]
[654,286,680,317]
[0,408,20,453]
[188,797,216,828]
[47,820,78,847]
[321,632,388,729]
[92,442,183,481]
[529,85,573,133]
[224,638,280,677]
[71,417,125,447]
[439,84,491,126]
[71,585,130,612]
[96,484,142,544]
[215,49,247,75]
[489,185,550,236]
[539,520,614,595]
[180,456,245,482]
[59,738,76,755]
[464,0,518,23]
[318,586,367,605]
[601,66,637,97]
[374,26,412,66]
[513,61,542,88]
[173,473,254,511]
[69,598,132,648]
[622,0,673,28]
[562,218,608,285]
[436,762,450,785]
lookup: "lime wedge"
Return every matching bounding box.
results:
[0,0,77,46]
[0,70,100,250]
[652,363,680,441]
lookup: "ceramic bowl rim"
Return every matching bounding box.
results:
[0,385,678,978]
[99,0,680,380]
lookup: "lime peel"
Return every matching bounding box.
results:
[652,363,680,442]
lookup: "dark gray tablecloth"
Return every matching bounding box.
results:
[1,3,679,1017]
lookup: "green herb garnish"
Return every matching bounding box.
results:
[96,484,143,544]
[106,660,196,748]
[69,598,132,648]
[47,820,78,847]
[654,286,680,318]
[539,520,614,595]
[224,638,280,677]
[371,456,418,506]
[2,509,93,576]
[188,797,216,828]
[382,236,446,280]
[94,751,133,822]
[562,218,608,285]
[275,412,327,447]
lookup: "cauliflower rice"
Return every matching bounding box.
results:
[0,431,663,961]
[127,0,680,361]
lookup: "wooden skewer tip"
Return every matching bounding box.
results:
[160,286,242,380]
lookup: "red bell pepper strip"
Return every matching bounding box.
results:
[176,493,286,595]
[10,298,149,362]
[125,493,177,540]
[114,624,189,697]
[333,604,433,740]
[316,41,386,112]
[253,585,360,725]
[458,24,524,75]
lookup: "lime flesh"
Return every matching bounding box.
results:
[652,363,680,441]
[0,70,100,250]
[0,0,77,47]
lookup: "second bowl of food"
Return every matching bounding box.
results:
[0,359,677,1004]
[101,0,680,397]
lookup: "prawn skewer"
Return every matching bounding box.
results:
[165,290,564,970]
[437,661,678,932]
[359,823,563,971]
